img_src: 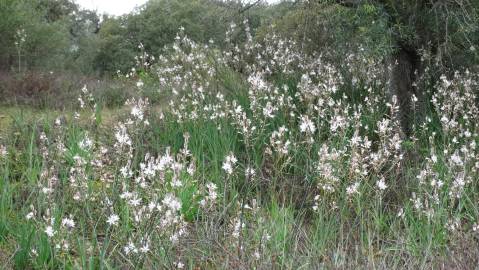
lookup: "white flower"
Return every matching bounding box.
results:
[78,97,85,108]
[312,194,320,211]
[120,191,133,199]
[79,135,93,150]
[171,177,183,188]
[262,102,276,118]
[245,167,255,178]
[222,153,237,175]
[120,166,132,178]
[162,193,182,212]
[176,261,184,269]
[201,182,218,207]
[26,212,35,220]
[45,226,55,237]
[115,124,132,147]
[411,94,418,103]
[41,187,54,194]
[232,218,245,238]
[61,217,75,229]
[330,115,345,132]
[124,241,138,255]
[129,197,142,207]
[299,115,316,133]
[0,145,7,157]
[131,105,144,121]
[226,153,237,164]
[54,117,62,126]
[107,214,120,226]
[136,80,144,88]
[139,243,150,253]
[346,182,360,196]
[222,162,232,174]
[450,152,463,166]
[376,178,387,191]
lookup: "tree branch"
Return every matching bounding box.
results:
[334,0,363,8]
[239,0,261,13]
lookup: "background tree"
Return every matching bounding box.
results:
[333,0,478,135]
[267,0,478,135]
[0,0,78,72]
[93,16,136,75]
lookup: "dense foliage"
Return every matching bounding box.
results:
[0,0,275,75]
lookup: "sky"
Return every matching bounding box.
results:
[75,0,279,16]
[75,0,149,16]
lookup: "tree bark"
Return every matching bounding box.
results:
[389,44,422,137]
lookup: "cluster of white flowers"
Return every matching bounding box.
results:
[222,153,237,175]
[14,28,27,47]
[114,124,132,148]
[346,182,360,196]
[200,182,218,208]
[78,133,93,151]
[127,98,150,125]
[270,126,291,155]
[61,217,75,229]
[316,144,342,193]
[299,115,316,134]
[0,144,7,158]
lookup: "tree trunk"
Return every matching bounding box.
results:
[389,44,422,137]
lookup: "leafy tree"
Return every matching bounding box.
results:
[36,0,77,23]
[0,0,68,71]
[0,0,87,71]
[0,0,30,70]
[91,0,271,74]
[124,0,230,53]
[93,16,136,74]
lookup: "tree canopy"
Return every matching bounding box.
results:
[0,0,477,75]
